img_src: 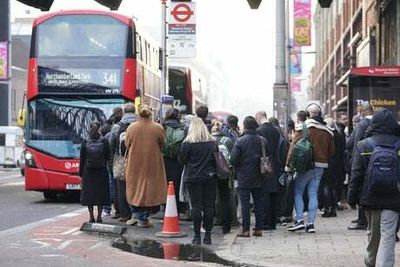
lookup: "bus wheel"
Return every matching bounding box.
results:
[43,191,58,200]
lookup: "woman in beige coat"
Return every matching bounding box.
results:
[124,106,167,227]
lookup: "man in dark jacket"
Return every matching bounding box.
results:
[231,116,268,237]
[162,108,185,215]
[347,104,374,230]
[348,109,400,267]
[319,117,346,217]
[109,103,137,223]
[255,111,281,230]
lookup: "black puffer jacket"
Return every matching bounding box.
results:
[178,141,218,183]
[348,109,400,211]
[231,129,268,189]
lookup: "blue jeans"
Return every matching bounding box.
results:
[294,167,324,225]
[130,206,149,222]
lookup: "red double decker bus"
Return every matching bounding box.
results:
[24,10,160,199]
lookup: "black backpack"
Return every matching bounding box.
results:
[85,139,105,168]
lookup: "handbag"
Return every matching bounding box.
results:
[113,149,128,181]
[260,137,274,178]
[214,150,231,180]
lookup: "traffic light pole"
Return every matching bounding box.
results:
[0,0,10,126]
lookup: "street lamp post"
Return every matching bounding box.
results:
[160,0,168,118]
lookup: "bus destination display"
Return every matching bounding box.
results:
[38,67,122,94]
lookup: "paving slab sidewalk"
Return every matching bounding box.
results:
[215,209,400,267]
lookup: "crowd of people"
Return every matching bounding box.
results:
[78,102,400,266]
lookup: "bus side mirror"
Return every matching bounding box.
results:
[17,109,27,128]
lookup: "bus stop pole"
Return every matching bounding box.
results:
[0,0,10,126]
[160,0,167,119]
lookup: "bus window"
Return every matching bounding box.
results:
[144,40,148,64]
[136,34,141,60]
[147,43,151,66]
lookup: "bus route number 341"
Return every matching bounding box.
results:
[102,71,118,87]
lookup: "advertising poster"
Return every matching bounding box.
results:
[349,67,400,117]
[294,0,311,46]
[0,42,7,80]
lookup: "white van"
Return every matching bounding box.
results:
[0,126,24,168]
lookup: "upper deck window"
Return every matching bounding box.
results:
[36,15,128,57]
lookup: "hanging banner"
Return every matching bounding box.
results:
[168,2,196,58]
[290,42,302,75]
[291,76,302,92]
[0,42,7,80]
[294,0,311,46]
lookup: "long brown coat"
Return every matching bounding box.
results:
[124,118,167,207]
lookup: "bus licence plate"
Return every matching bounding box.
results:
[66,184,81,190]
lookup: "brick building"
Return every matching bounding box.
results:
[310,0,399,117]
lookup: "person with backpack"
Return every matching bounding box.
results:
[231,116,268,238]
[286,104,335,233]
[347,103,374,230]
[109,104,137,223]
[178,117,218,245]
[348,109,400,267]
[255,111,281,231]
[162,108,186,215]
[79,122,110,223]
[211,120,235,234]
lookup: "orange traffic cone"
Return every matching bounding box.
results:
[155,181,187,238]
[162,242,180,260]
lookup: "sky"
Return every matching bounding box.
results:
[11,0,282,120]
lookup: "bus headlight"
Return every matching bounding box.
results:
[24,152,37,168]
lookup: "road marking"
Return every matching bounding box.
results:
[1,181,24,187]
[0,208,86,238]
[0,174,21,180]
[40,254,67,258]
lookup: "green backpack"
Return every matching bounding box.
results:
[290,123,314,174]
[163,126,185,159]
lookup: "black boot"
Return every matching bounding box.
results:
[321,208,331,218]
[192,235,201,245]
[203,232,211,245]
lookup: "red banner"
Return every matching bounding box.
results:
[294,0,311,46]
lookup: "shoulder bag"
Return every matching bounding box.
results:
[260,137,274,178]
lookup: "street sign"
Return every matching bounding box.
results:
[168,2,196,58]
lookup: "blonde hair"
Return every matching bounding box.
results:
[211,120,223,133]
[185,116,214,143]
[139,105,152,118]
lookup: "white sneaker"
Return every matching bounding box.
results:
[126,218,138,226]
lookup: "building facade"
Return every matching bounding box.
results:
[310,0,399,117]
